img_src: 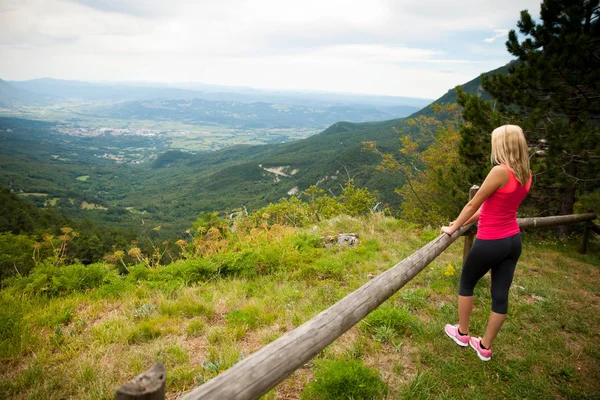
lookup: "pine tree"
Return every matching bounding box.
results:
[461,0,600,236]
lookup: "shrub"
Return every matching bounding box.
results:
[92,277,134,299]
[0,232,36,279]
[186,320,205,337]
[52,263,112,294]
[292,232,323,251]
[338,180,377,217]
[214,250,261,278]
[127,321,162,344]
[134,303,157,319]
[127,264,152,282]
[301,358,388,400]
[160,259,217,283]
[363,305,415,336]
[4,261,113,297]
[253,197,313,227]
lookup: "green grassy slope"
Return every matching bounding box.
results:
[1,214,598,399]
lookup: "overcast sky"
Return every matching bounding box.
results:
[0,0,542,99]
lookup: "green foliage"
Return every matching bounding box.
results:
[300,358,388,400]
[253,181,376,228]
[576,189,600,213]
[396,104,471,225]
[399,287,430,311]
[338,180,377,217]
[192,211,229,237]
[0,232,36,279]
[158,259,218,284]
[226,306,276,330]
[463,0,600,228]
[186,320,205,337]
[133,302,156,319]
[0,297,25,358]
[4,261,113,297]
[0,115,403,237]
[254,196,313,227]
[292,231,323,251]
[159,297,215,319]
[1,214,599,399]
[127,264,153,282]
[303,185,345,221]
[455,88,505,185]
[0,189,135,270]
[363,305,416,337]
[127,321,162,344]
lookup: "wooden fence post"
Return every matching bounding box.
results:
[462,185,479,262]
[116,363,166,400]
[580,223,591,254]
[580,221,600,254]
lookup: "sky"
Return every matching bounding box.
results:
[0,0,542,99]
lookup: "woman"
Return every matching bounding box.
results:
[441,124,532,361]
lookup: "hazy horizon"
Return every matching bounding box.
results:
[1,0,541,99]
[4,76,435,100]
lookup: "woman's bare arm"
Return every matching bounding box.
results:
[441,166,508,235]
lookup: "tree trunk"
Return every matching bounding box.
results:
[557,185,576,237]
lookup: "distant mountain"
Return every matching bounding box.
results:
[9,78,209,102]
[90,98,417,129]
[0,79,53,108]
[2,78,426,123]
[7,78,431,109]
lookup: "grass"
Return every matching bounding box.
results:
[0,214,599,399]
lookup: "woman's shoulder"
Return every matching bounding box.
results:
[489,164,511,178]
[487,164,510,189]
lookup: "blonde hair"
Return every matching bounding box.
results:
[491,125,530,185]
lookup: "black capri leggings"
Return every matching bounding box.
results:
[459,233,522,314]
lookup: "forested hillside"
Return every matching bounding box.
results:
[0,71,476,237]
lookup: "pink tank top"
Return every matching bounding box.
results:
[477,165,532,240]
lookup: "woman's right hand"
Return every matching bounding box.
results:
[440,225,454,235]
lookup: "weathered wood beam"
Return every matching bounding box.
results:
[461,213,597,236]
[116,363,166,400]
[180,224,473,400]
[516,213,597,229]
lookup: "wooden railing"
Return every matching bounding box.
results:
[116,209,597,400]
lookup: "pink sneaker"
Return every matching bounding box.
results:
[444,324,469,347]
[469,337,492,361]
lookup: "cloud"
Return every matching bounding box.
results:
[483,29,510,43]
[0,0,542,97]
[67,0,174,17]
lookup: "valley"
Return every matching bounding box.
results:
[1,78,437,236]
